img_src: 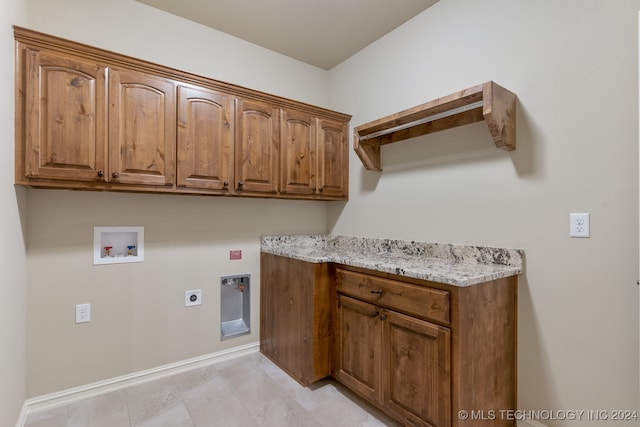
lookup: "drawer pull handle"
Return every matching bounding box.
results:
[369,310,379,318]
[370,289,384,295]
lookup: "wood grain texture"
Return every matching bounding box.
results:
[336,268,450,325]
[260,253,331,386]
[353,81,516,171]
[24,47,107,182]
[14,26,351,201]
[483,81,516,151]
[331,265,517,427]
[317,118,349,198]
[234,98,280,194]
[108,67,176,186]
[333,295,383,405]
[450,277,517,427]
[383,309,451,427]
[280,109,316,195]
[177,84,234,191]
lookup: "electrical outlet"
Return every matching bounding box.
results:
[570,213,590,238]
[185,289,202,307]
[76,303,91,323]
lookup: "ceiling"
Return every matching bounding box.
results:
[135,0,439,70]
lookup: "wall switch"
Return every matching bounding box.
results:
[185,289,202,307]
[570,213,590,238]
[76,303,91,323]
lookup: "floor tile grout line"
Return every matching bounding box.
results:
[217,362,265,425]
[26,352,397,427]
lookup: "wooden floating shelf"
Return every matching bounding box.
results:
[353,81,516,171]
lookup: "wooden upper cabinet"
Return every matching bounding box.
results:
[23,48,107,182]
[177,85,233,192]
[15,27,351,199]
[109,67,176,186]
[281,113,349,198]
[235,98,280,194]
[317,118,348,198]
[281,109,316,195]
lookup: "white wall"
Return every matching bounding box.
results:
[24,0,332,397]
[329,0,639,425]
[1,0,28,425]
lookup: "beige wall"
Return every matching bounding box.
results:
[329,0,639,425]
[1,0,28,425]
[18,0,640,424]
[26,191,326,396]
[24,0,331,397]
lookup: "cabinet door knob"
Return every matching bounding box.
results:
[97,170,104,178]
[112,172,119,179]
[223,181,229,188]
[369,310,379,318]
[380,314,387,321]
[238,181,244,189]
[370,289,384,295]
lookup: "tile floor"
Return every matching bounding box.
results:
[24,352,401,427]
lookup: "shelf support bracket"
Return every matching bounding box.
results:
[483,81,516,151]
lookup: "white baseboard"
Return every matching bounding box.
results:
[14,401,29,427]
[19,342,259,424]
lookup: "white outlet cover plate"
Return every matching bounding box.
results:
[185,289,202,307]
[570,213,590,238]
[76,303,91,323]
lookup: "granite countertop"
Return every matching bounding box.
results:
[261,235,524,287]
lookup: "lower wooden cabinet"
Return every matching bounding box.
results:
[260,254,517,427]
[333,295,382,403]
[383,309,450,427]
[260,253,331,385]
[334,294,451,427]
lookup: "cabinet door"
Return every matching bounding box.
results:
[177,85,233,191]
[235,98,279,194]
[317,118,348,198]
[260,253,330,385]
[24,48,107,182]
[281,109,315,195]
[109,68,176,186]
[382,310,451,427]
[333,295,383,405]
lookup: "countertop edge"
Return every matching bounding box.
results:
[260,235,524,287]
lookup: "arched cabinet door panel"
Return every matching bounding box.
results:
[234,98,280,194]
[108,67,176,186]
[176,85,233,192]
[24,48,107,182]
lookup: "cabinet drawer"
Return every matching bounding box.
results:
[335,269,450,324]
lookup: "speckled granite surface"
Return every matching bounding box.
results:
[261,235,523,287]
